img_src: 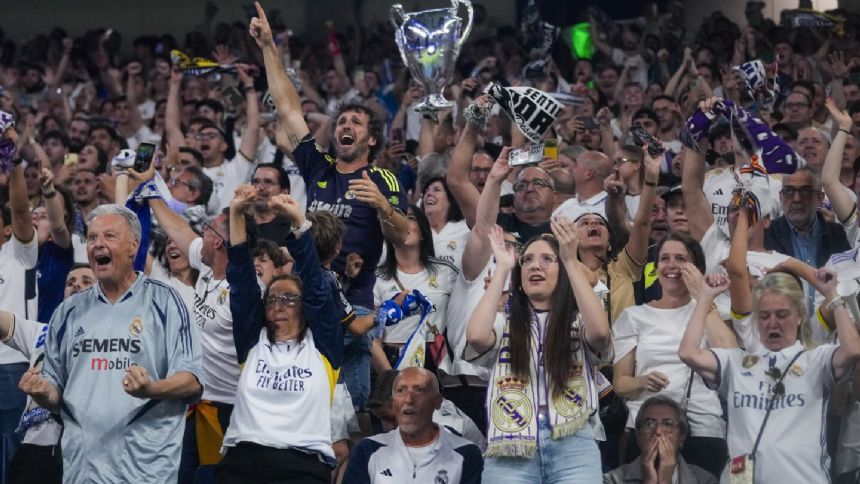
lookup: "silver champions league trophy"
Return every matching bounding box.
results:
[391,0,473,113]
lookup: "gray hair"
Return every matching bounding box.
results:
[516,166,556,190]
[635,395,689,438]
[87,204,142,242]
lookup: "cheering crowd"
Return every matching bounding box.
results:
[1,0,860,483]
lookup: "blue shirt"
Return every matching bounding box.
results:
[292,137,407,308]
[37,241,74,323]
[789,216,821,268]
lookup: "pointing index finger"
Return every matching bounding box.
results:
[255,2,268,23]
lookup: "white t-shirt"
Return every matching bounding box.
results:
[124,124,156,151]
[0,235,39,364]
[552,191,608,221]
[700,223,730,276]
[432,220,470,270]
[440,261,496,381]
[611,49,649,89]
[702,167,783,238]
[203,151,257,213]
[374,260,459,344]
[2,315,62,445]
[188,237,241,403]
[625,194,640,222]
[148,259,196,322]
[711,342,838,484]
[612,300,725,438]
[712,250,792,321]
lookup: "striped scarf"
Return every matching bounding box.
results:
[484,311,597,458]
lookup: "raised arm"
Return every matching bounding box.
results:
[664,48,692,98]
[227,184,265,363]
[165,67,187,148]
[626,146,661,264]
[236,64,260,161]
[124,62,145,134]
[39,168,71,249]
[461,146,512,281]
[725,208,752,316]
[553,216,610,351]
[678,274,726,386]
[250,2,309,153]
[447,117,482,228]
[821,99,857,224]
[589,19,613,58]
[681,141,714,240]
[816,269,860,381]
[9,161,35,244]
[148,197,198,258]
[466,225,512,353]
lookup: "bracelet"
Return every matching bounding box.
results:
[242,85,256,94]
[827,296,847,312]
[292,219,313,237]
[644,179,658,187]
[43,190,57,199]
[838,128,851,136]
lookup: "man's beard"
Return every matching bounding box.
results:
[68,139,85,153]
[337,139,369,163]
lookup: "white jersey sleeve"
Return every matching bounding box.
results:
[187,237,204,271]
[4,314,47,362]
[10,233,38,270]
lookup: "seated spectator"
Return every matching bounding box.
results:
[603,395,717,484]
[344,367,483,483]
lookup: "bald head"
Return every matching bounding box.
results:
[572,150,613,199]
[392,367,440,397]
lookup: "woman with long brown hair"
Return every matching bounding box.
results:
[467,217,612,483]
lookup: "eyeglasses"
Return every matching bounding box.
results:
[518,253,558,268]
[638,418,679,433]
[780,186,819,198]
[202,220,227,243]
[614,157,637,165]
[265,293,301,308]
[195,132,220,141]
[783,102,809,110]
[512,179,552,193]
[504,239,524,254]
[168,178,195,190]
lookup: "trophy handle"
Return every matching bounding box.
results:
[452,0,474,47]
[390,4,406,30]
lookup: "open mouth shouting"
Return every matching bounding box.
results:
[339,133,355,146]
[167,247,182,261]
[93,251,113,272]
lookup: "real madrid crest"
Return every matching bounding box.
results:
[742,355,758,369]
[129,317,143,337]
[344,190,356,200]
[447,240,457,251]
[789,364,803,376]
[429,275,438,288]
[492,376,533,433]
[218,288,228,305]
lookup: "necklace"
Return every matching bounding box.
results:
[200,277,226,302]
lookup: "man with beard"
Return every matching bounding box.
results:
[88,124,125,162]
[19,205,202,483]
[71,169,100,223]
[251,2,408,314]
[67,117,91,153]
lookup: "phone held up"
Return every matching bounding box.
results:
[133,142,156,173]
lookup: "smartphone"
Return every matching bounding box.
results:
[629,126,665,156]
[221,86,244,112]
[544,139,558,160]
[391,128,404,144]
[134,142,156,173]
[64,153,79,167]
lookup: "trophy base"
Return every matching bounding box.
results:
[412,95,454,117]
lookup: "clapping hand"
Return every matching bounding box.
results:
[269,193,305,227]
[231,184,258,212]
[551,216,579,264]
[700,273,730,302]
[825,97,852,131]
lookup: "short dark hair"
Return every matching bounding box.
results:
[182,165,214,206]
[307,210,346,263]
[253,239,287,267]
[197,99,224,115]
[252,163,290,191]
[89,123,126,148]
[219,207,257,249]
[42,130,69,147]
[178,147,205,166]
[333,101,386,162]
[651,94,676,105]
[421,177,463,223]
[0,205,10,226]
